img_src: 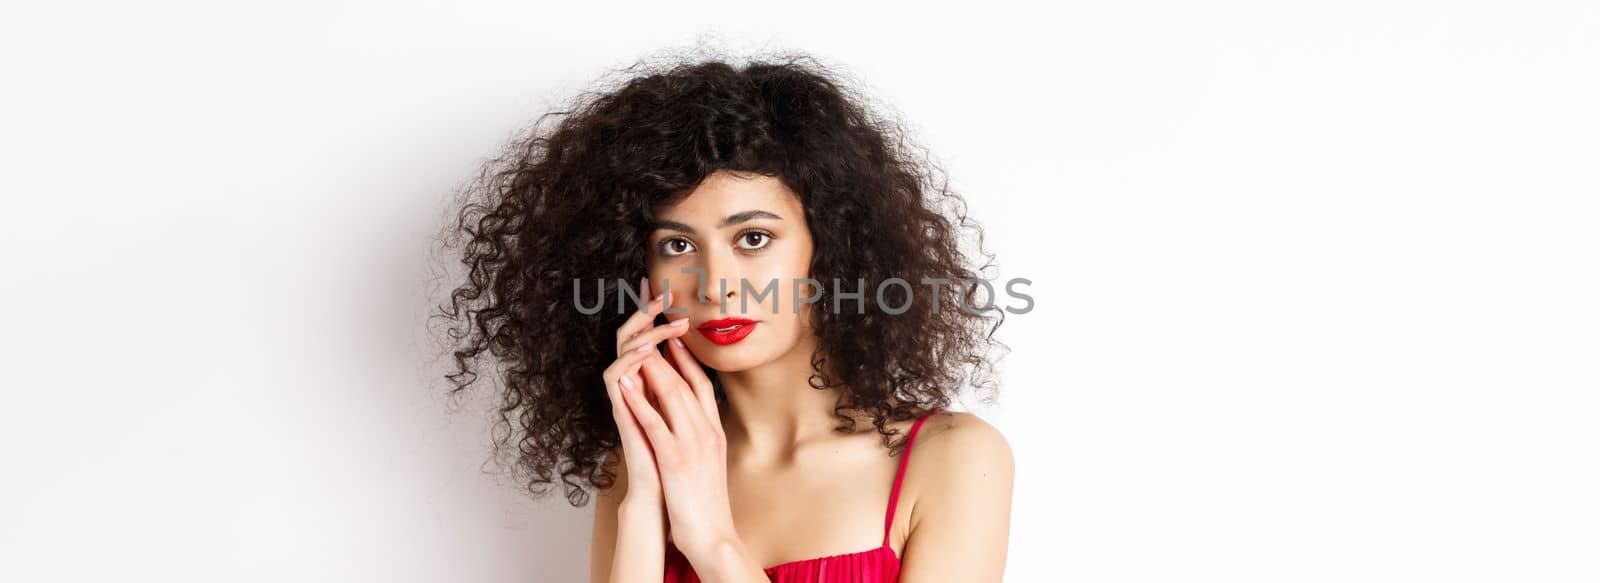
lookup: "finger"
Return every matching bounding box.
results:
[614,341,659,410]
[603,347,657,407]
[618,363,675,458]
[614,376,655,451]
[603,348,660,453]
[663,336,720,425]
[637,352,705,439]
[616,299,667,354]
[602,343,657,388]
[659,336,716,429]
[615,281,667,353]
[605,340,659,402]
[633,288,675,343]
[618,317,691,354]
[608,325,665,422]
[608,374,655,463]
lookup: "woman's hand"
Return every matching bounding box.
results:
[611,285,739,569]
[603,279,690,507]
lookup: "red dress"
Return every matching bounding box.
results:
[663,408,939,582]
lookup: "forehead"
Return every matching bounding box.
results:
[654,171,803,221]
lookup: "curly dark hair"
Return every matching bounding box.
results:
[431,49,1006,507]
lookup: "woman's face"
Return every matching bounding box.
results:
[646,170,816,372]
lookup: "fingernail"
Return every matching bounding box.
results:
[620,376,634,392]
[671,319,689,327]
[672,338,685,348]
[635,343,652,353]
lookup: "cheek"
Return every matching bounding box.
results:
[767,238,814,281]
[648,268,697,305]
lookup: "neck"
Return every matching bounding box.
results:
[717,334,852,463]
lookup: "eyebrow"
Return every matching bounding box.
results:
[651,210,783,234]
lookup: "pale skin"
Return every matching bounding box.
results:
[589,170,1014,583]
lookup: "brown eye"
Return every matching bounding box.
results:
[736,230,772,251]
[658,238,695,257]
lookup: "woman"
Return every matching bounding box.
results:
[437,51,1014,582]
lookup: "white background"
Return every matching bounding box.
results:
[3,1,1597,581]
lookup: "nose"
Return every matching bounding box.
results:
[699,250,741,305]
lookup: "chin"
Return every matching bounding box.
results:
[688,337,790,373]
[690,347,768,373]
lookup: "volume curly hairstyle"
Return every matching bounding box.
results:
[433,50,1005,506]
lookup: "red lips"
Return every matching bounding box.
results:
[697,317,758,345]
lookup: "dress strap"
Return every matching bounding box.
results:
[882,408,939,546]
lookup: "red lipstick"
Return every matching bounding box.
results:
[697,317,758,345]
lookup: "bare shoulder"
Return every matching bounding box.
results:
[914,410,1014,474]
[896,410,1015,580]
[905,410,1015,506]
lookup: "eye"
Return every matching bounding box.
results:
[657,237,696,257]
[736,230,773,251]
